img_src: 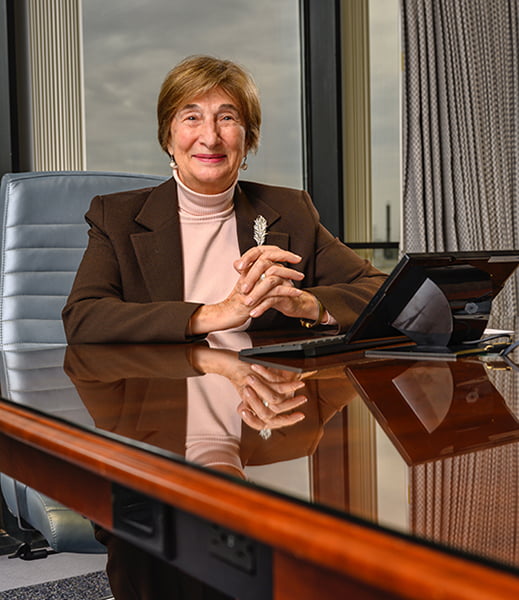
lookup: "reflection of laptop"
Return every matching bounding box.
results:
[240,250,519,358]
[347,358,519,464]
[392,364,453,433]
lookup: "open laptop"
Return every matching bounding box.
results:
[239,250,519,358]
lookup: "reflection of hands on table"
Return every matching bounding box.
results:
[238,362,308,433]
[190,345,308,432]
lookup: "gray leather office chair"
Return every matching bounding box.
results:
[0,345,103,554]
[0,170,166,555]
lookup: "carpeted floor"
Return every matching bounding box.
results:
[0,570,112,600]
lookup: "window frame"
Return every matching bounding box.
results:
[300,0,344,238]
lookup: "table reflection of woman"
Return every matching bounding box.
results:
[64,334,354,478]
[64,336,355,600]
[62,54,385,600]
[62,55,386,345]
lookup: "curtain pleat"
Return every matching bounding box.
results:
[411,440,519,566]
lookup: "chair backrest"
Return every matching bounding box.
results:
[0,171,166,346]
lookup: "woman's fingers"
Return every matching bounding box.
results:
[249,362,304,383]
[243,273,303,310]
[235,245,302,273]
[235,246,304,295]
[239,402,306,432]
[245,375,307,410]
[247,286,303,318]
[241,378,307,422]
[235,246,302,291]
[242,262,304,295]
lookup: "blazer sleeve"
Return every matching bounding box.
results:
[62,196,203,344]
[295,192,388,332]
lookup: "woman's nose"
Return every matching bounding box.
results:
[199,119,219,146]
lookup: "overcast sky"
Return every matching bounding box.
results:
[369,0,400,242]
[82,0,400,239]
[82,0,303,187]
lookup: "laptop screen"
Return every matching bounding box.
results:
[347,250,519,346]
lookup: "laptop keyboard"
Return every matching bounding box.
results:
[240,334,360,357]
[240,334,406,358]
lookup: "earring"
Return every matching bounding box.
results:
[169,155,177,169]
[240,155,248,171]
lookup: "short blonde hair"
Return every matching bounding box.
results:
[157,55,261,155]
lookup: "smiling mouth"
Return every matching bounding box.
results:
[194,154,226,162]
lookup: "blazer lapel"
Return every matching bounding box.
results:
[234,184,289,252]
[130,178,184,301]
[234,183,299,331]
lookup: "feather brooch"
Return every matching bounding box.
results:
[253,215,268,246]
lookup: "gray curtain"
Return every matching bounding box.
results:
[401,0,519,323]
[411,441,519,567]
[403,4,519,548]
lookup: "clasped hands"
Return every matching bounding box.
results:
[189,245,320,335]
[235,245,305,318]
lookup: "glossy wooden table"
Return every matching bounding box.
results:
[1,334,519,599]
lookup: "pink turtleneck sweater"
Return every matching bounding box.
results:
[173,169,250,331]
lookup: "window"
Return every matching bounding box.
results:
[369,0,400,270]
[3,0,400,262]
[82,0,303,188]
[340,0,400,271]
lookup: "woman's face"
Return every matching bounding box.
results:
[167,87,247,194]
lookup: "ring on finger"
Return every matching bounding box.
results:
[262,400,269,408]
[260,273,266,281]
[259,427,272,440]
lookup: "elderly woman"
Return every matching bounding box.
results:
[62,55,387,600]
[62,55,386,344]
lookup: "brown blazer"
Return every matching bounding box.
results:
[62,177,386,343]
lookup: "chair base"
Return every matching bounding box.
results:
[0,529,21,556]
[8,541,57,560]
[1,492,48,555]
